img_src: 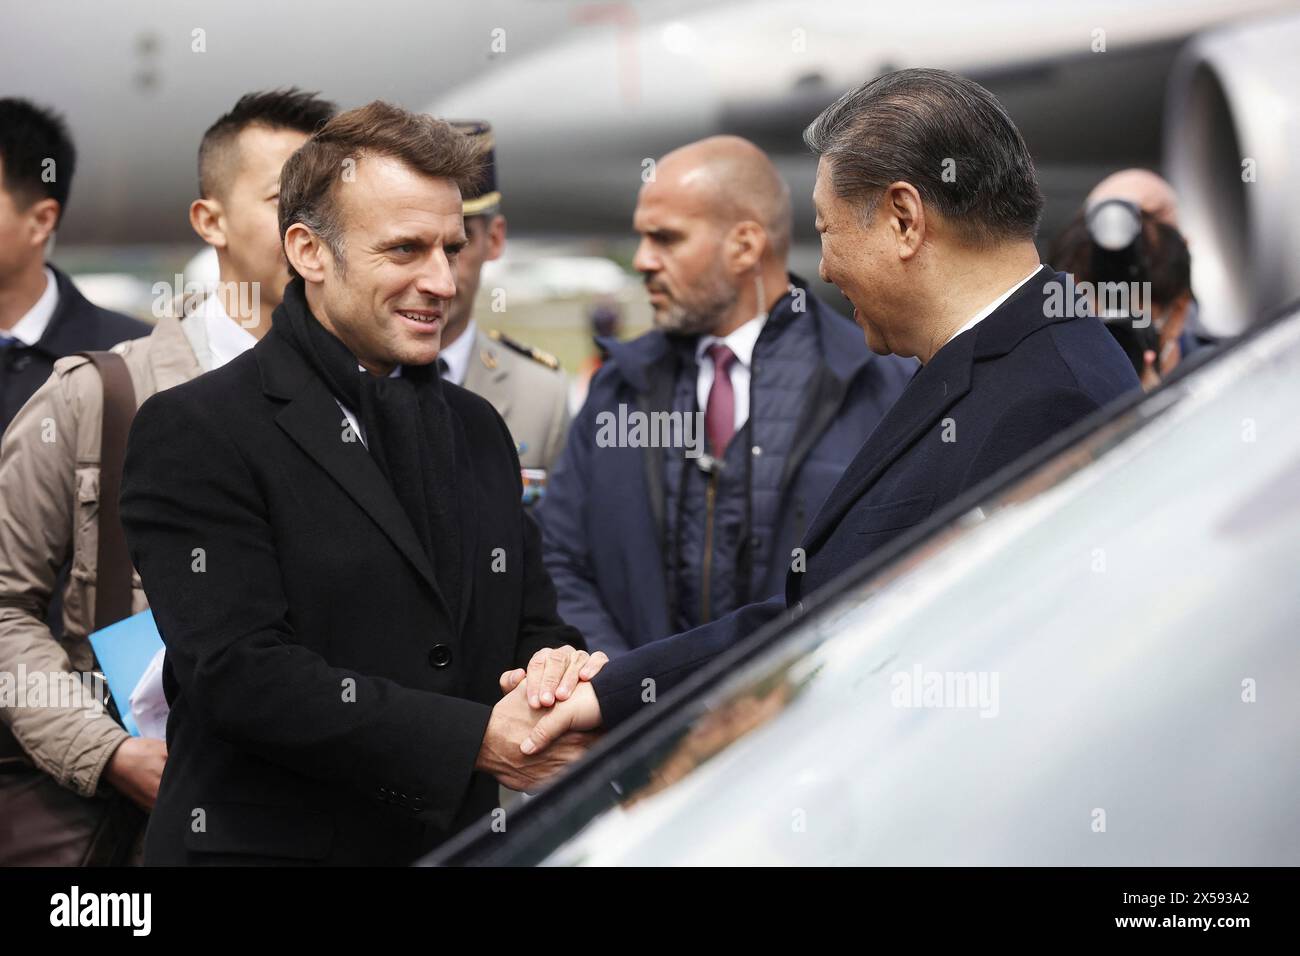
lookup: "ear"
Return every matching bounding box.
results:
[485,213,506,262]
[27,198,61,248]
[882,182,925,261]
[726,220,766,275]
[189,197,228,249]
[283,222,329,283]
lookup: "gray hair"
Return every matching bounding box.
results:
[804,68,1043,245]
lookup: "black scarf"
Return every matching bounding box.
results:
[273,278,461,622]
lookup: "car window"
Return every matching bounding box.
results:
[436,309,1300,866]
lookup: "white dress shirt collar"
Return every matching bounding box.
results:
[7,267,59,345]
[695,311,767,369]
[437,318,477,386]
[201,293,258,370]
[940,264,1043,350]
[179,292,258,372]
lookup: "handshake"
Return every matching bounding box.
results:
[473,646,608,792]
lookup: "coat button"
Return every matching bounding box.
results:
[427,644,453,668]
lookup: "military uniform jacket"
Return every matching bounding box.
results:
[462,328,569,471]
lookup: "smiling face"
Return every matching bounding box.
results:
[631,169,738,337]
[293,154,467,375]
[812,155,902,355]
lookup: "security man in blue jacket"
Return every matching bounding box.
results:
[537,135,913,657]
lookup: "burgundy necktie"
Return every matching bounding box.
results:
[704,343,737,457]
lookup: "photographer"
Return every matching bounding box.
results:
[1050,197,1196,390]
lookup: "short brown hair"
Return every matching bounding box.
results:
[278,101,484,278]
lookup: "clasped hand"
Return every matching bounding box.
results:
[475,646,606,792]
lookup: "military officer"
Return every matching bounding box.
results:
[438,121,570,488]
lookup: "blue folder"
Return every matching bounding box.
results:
[87,609,164,737]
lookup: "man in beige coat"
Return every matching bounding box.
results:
[0,88,335,863]
[438,122,569,477]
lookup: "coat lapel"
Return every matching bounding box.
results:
[145,314,204,392]
[797,266,1055,558]
[257,330,454,623]
[779,362,847,494]
[448,407,479,635]
[800,332,975,555]
[637,347,680,545]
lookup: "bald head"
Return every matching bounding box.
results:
[652,135,793,259]
[632,136,794,337]
[1087,169,1179,228]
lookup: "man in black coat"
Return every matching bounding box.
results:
[120,102,599,866]
[0,99,148,433]
[508,69,1141,750]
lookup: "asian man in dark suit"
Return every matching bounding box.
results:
[0,98,149,434]
[119,102,603,866]
[506,69,1141,749]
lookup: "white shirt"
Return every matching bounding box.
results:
[437,318,477,386]
[179,293,258,373]
[6,267,59,345]
[204,294,259,369]
[941,264,1043,349]
[695,312,768,433]
[337,364,401,448]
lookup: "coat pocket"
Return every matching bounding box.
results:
[70,465,145,612]
[72,467,100,577]
[63,467,102,634]
[854,493,936,537]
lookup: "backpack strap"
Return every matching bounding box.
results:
[78,351,138,631]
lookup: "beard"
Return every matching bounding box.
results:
[648,269,738,338]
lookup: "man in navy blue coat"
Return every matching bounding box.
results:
[508,70,1140,746]
[1,99,149,434]
[535,135,912,661]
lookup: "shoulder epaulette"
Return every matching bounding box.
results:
[488,329,560,370]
